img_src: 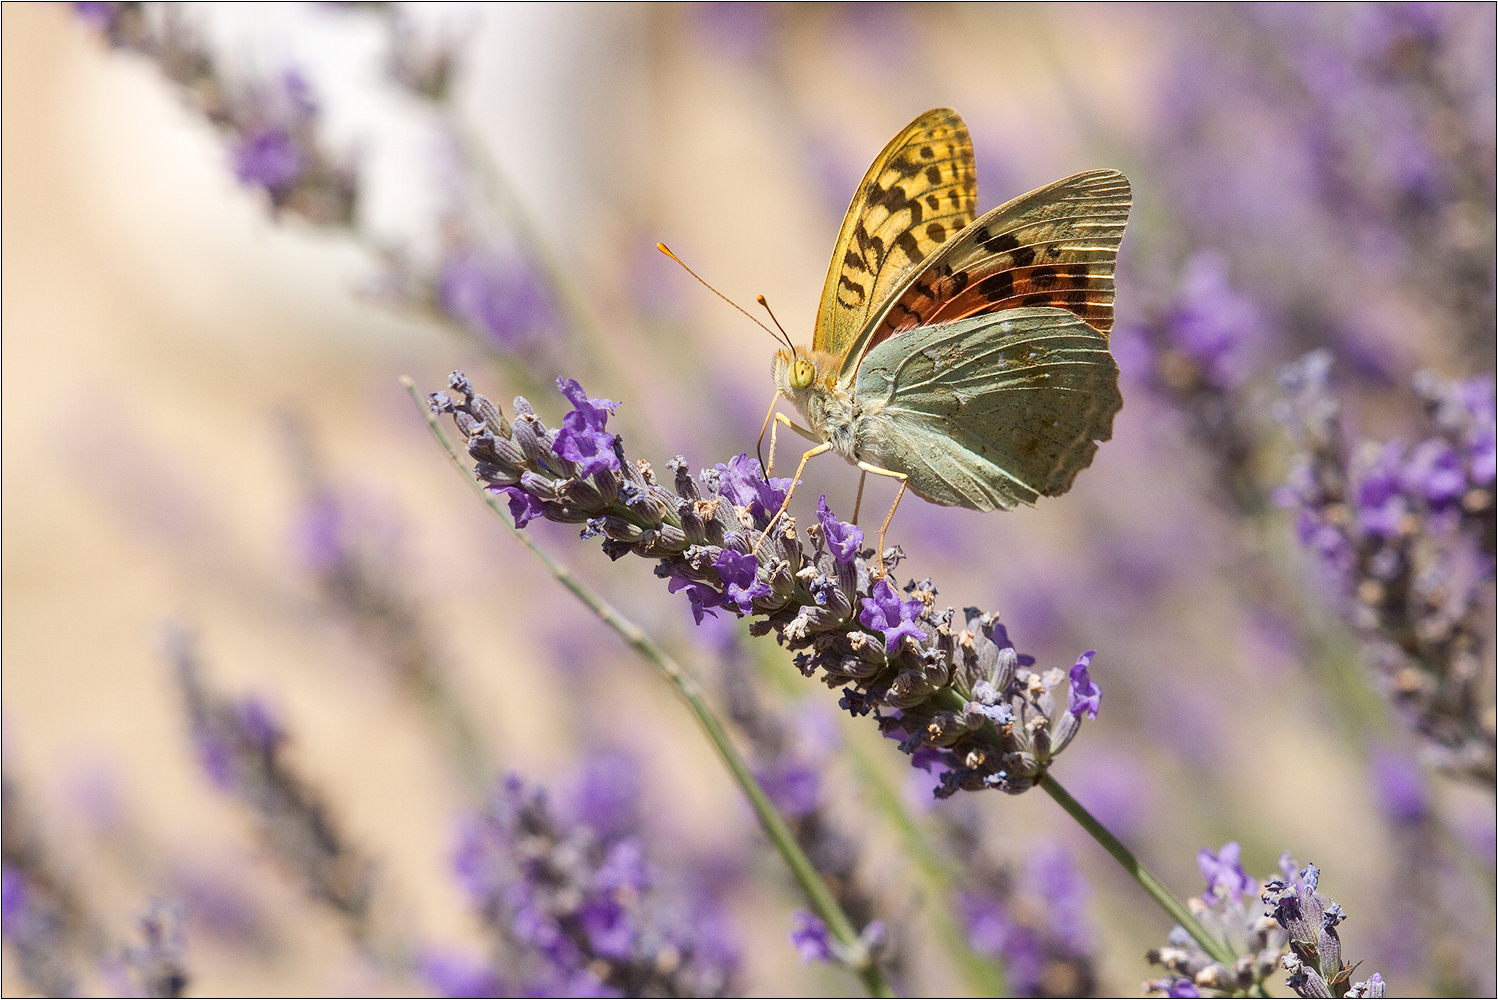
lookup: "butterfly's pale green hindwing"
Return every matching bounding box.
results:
[851,307,1121,510]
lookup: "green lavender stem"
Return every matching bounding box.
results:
[403,377,894,998]
[1039,772,1238,968]
[847,741,1011,997]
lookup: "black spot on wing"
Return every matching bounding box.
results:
[894,229,924,265]
[978,271,1013,301]
[973,228,1036,267]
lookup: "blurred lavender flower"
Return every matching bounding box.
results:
[283,417,490,787]
[416,948,507,998]
[1153,5,1495,370]
[788,909,886,973]
[1119,253,1273,511]
[1144,843,1288,997]
[430,373,1105,797]
[379,6,459,102]
[450,772,738,997]
[436,246,555,352]
[1263,860,1384,998]
[1276,352,1496,782]
[946,823,1099,998]
[789,910,834,964]
[76,4,358,226]
[1,769,103,996]
[168,629,378,931]
[115,901,190,999]
[1368,747,1430,825]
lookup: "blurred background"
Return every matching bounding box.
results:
[3,3,1493,996]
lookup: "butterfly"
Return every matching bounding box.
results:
[759,107,1131,574]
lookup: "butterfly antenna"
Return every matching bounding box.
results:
[756,295,798,356]
[656,243,782,342]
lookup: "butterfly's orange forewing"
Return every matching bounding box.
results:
[842,168,1131,382]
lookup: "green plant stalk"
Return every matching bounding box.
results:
[404,378,893,998]
[755,642,1009,995]
[1039,772,1238,968]
[847,740,1011,997]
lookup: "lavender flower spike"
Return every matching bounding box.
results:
[1145,843,1288,997]
[167,628,377,928]
[1263,861,1384,999]
[453,771,738,996]
[1276,353,1496,783]
[430,372,1106,797]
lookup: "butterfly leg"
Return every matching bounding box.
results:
[754,391,781,476]
[851,471,868,525]
[766,411,821,478]
[751,441,830,559]
[854,462,909,579]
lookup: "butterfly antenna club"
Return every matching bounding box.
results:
[756,295,797,356]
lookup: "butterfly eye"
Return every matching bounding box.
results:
[790,357,816,391]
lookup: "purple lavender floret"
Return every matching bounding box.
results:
[1197,842,1255,906]
[816,495,864,565]
[859,580,928,654]
[713,548,770,614]
[555,378,622,478]
[789,909,834,964]
[715,453,791,522]
[496,485,548,527]
[1067,651,1101,721]
[667,570,727,625]
[430,373,1106,796]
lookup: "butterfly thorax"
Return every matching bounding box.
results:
[772,348,863,461]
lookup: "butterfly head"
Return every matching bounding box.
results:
[772,346,834,401]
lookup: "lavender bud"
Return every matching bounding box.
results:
[558,476,603,510]
[512,414,546,466]
[591,468,620,507]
